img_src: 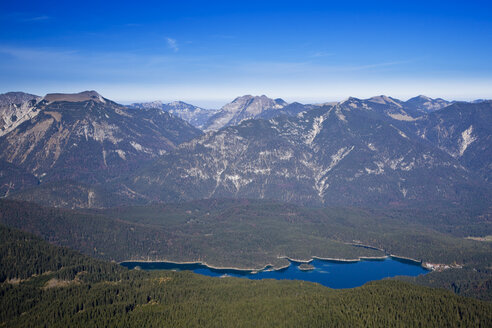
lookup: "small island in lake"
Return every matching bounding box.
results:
[298,263,315,271]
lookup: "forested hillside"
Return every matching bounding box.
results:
[1,199,491,300]
[1,224,491,327]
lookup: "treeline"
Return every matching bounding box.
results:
[1,225,491,327]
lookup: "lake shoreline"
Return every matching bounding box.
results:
[118,259,274,272]
[120,253,430,273]
[120,256,431,289]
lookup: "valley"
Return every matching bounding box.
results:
[2,2,491,325]
[1,197,491,301]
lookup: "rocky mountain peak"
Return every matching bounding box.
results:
[404,95,450,113]
[224,95,286,113]
[44,90,106,104]
[205,95,288,130]
[0,91,203,187]
[0,92,43,137]
[0,91,40,107]
[367,95,403,107]
[168,100,190,107]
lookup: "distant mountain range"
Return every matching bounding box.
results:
[202,94,454,131]
[130,100,219,129]
[132,95,317,131]
[0,90,490,208]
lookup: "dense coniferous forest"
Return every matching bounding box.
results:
[1,224,491,327]
[1,198,491,302]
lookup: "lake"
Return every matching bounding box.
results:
[120,257,429,289]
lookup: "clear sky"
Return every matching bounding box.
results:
[1,0,491,107]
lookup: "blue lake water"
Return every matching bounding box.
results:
[120,257,429,289]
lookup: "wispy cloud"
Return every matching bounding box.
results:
[0,46,77,61]
[309,51,334,58]
[21,15,51,22]
[235,58,420,76]
[326,60,416,72]
[166,38,179,52]
[1,12,52,23]
[0,45,208,83]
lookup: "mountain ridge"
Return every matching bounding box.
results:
[130,100,219,129]
[120,101,491,207]
[0,91,203,195]
[1,90,490,209]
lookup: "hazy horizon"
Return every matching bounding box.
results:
[1,88,489,109]
[1,1,491,106]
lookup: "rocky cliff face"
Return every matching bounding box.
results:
[0,92,42,137]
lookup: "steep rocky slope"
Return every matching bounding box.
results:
[0,91,202,191]
[124,102,490,206]
[412,101,492,182]
[0,92,42,136]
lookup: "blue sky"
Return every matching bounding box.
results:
[1,0,491,107]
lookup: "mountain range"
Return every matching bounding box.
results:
[122,99,491,206]
[0,91,202,201]
[130,100,219,129]
[0,90,490,209]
